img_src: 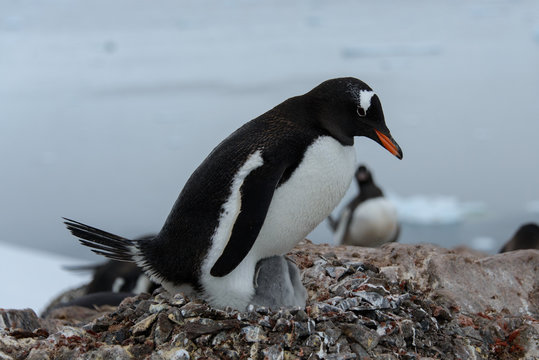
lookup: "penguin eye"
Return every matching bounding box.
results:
[357,106,366,117]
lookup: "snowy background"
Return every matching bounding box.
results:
[1,0,539,310]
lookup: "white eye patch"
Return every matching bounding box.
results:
[359,90,375,112]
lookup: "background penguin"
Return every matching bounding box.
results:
[78,260,158,295]
[43,236,160,315]
[328,164,400,247]
[64,77,403,310]
[499,223,539,252]
[42,260,158,316]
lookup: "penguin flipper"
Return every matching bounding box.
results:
[210,163,284,277]
[63,218,136,262]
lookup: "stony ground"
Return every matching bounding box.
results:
[1,241,538,359]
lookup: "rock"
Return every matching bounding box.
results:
[183,318,240,338]
[241,325,267,343]
[132,313,158,336]
[153,313,174,345]
[0,242,537,359]
[0,309,41,331]
[342,323,380,350]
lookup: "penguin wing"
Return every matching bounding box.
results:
[210,160,286,277]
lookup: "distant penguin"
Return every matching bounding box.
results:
[64,77,403,310]
[45,292,137,314]
[499,223,539,253]
[45,235,160,313]
[66,259,158,295]
[328,164,399,247]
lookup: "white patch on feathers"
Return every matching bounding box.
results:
[112,277,125,293]
[359,90,375,112]
[199,150,265,309]
[200,137,356,309]
[132,274,153,294]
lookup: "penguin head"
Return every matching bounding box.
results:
[355,164,373,184]
[308,77,403,159]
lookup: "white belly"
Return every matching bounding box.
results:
[200,136,356,309]
[254,136,356,257]
[345,198,399,247]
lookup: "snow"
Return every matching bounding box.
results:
[387,193,486,225]
[0,242,91,314]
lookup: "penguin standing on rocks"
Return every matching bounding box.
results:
[64,77,403,310]
[328,164,400,247]
[499,223,539,252]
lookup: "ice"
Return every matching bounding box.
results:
[387,193,486,225]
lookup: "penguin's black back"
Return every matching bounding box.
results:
[141,97,327,289]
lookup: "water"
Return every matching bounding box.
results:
[0,0,538,261]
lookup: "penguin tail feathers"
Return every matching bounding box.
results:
[63,218,137,263]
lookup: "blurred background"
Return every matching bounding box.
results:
[1,0,538,309]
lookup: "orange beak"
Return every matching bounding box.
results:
[375,129,403,159]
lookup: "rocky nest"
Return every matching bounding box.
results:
[1,241,538,359]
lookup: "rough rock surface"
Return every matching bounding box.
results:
[1,241,538,359]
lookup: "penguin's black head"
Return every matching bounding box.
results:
[307,77,403,159]
[355,164,373,184]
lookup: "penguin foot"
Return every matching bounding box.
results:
[250,255,307,309]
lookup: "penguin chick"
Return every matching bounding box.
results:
[64,77,403,310]
[499,223,539,253]
[329,164,399,247]
[250,255,307,309]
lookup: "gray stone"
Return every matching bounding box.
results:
[131,313,158,336]
[241,325,267,343]
[342,323,380,350]
[180,302,208,318]
[0,309,41,332]
[153,313,174,345]
[26,348,51,360]
[262,344,284,360]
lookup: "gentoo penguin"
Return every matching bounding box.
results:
[328,164,399,247]
[64,77,403,310]
[66,259,158,295]
[499,223,539,253]
[44,236,159,314]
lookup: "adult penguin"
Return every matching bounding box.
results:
[328,164,400,247]
[65,77,403,310]
[499,223,539,252]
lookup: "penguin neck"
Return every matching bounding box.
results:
[273,96,355,146]
[357,181,384,201]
